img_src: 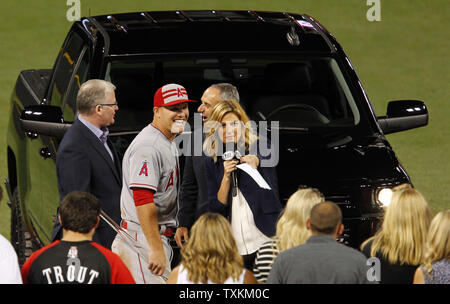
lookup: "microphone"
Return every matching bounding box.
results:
[222,150,241,197]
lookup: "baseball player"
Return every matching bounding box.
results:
[112,83,195,284]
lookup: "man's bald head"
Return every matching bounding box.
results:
[308,201,342,235]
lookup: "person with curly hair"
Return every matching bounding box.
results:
[414,210,450,284]
[167,213,257,284]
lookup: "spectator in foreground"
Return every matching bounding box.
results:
[0,234,22,284]
[253,187,324,283]
[266,201,374,284]
[0,186,22,284]
[360,185,433,284]
[414,209,450,284]
[167,213,257,284]
[21,191,135,284]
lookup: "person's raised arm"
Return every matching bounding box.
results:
[217,159,238,204]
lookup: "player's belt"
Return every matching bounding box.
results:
[121,220,174,238]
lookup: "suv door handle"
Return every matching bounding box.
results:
[39,147,52,159]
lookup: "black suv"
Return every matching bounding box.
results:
[5,10,428,264]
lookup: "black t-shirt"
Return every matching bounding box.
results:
[361,240,418,284]
[21,240,134,284]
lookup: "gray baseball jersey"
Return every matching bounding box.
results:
[120,123,179,227]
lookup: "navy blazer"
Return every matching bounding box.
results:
[178,131,209,229]
[204,142,282,237]
[52,118,122,249]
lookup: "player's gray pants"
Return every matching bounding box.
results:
[112,225,173,284]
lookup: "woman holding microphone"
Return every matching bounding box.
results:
[203,99,282,270]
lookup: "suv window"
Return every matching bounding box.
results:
[106,55,361,132]
[62,48,90,121]
[49,32,84,107]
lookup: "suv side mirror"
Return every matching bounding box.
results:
[377,100,428,135]
[21,105,72,139]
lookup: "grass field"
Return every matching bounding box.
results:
[0,0,449,240]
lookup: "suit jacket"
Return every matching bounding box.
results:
[178,131,209,229]
[204,140,282,237]
[52,119,122,249]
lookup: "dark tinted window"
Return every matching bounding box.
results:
[106,56,360,132]
[50,32,84,107]
[62,48,90,121]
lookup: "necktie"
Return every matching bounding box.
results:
[100,132,107,144]
[100,128,109,144]
[100,129,114,161]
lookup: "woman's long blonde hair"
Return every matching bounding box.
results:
[203,99,258,162]
[276,188,325,251]
[422,210,450,277]
[180,213,244,283]
[361,185,433,265]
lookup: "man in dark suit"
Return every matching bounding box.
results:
[52,79,121,249]
[174,83,240,247]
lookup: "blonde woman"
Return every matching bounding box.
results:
[360,185,433,283]
[413,210,450,284]
[166,213,257,284]
[252,187,325,283]
[203,99,282,270]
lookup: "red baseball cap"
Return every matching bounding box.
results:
[154,83,196,107]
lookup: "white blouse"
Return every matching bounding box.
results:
[231,189,272,255]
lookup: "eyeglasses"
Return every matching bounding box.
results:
[98,102,118,108]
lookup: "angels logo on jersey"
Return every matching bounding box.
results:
[164,166,178,191]
[67,246,78,258]
[165,170,174,191]
[138,160,149,177]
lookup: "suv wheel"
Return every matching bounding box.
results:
[10,189,37,266]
